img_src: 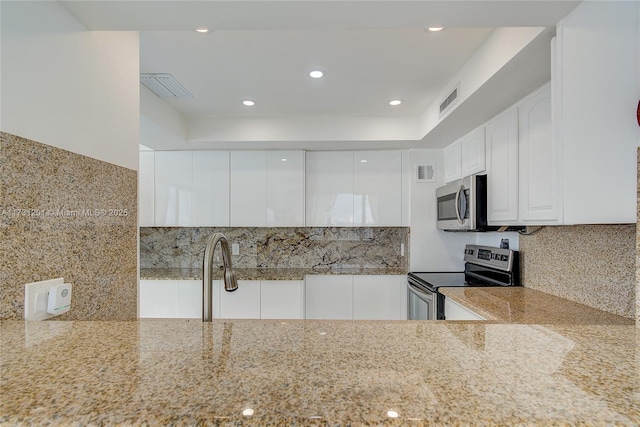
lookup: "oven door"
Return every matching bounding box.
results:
[407,282,438,320]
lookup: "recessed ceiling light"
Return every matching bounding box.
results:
[281,158,288,162]
[389,99,402,106]
[360,159,368,163]
[428,27,444,32]
[309,70,324,79]
[195,28,209,33]
[243,100,255,106]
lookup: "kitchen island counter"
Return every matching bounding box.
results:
[1,318,637,426]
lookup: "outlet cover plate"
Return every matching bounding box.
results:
[25,278,64,321]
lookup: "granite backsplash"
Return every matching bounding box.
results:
[0,132,137,321]
[140,227,409,271]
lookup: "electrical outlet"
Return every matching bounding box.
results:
[25,278,65,321]
[400,243,405,257]
[232,243,240,255]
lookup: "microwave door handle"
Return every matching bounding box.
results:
[455,185,465,224]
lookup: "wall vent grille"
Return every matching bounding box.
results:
[439,85,459,116]
[140,73,193,99]
[416,164,435,183]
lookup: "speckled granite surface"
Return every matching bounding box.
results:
[519,224,636,319]
[140,226,409,270]
[440,287,634,325]
[141,267,408,281]
[1,319,637,426]
[0,133,137,320]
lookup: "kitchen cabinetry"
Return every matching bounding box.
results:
[218,280,261,319]
[485,107,519,224]
[138,151,155,227]
[260,280,304,319]
[554,1,639,224]
[306,151,407,226]
[443,127,486,184]
[518,83,559,223]
[266,151,305,226]
[305,275,353,319]
[305,275,406,320]
[230,151,267,226]
[154,151,193,226]
[444,298,486,321]
[353,275,406,320]
[193,151,230,226]
[443,140,462,184]
[305,152,354,227]
[230,151,305,227]
[140,279,202,318]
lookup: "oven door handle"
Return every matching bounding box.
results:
[407,282,434,301]
[455,184,465,225]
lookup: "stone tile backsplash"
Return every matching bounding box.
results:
[520,224,636,319]
[0,132,138,321]
[140,227,409,271]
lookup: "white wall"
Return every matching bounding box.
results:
[409,149,477,271]
[0,1,139,170]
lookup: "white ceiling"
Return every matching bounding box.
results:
[59,1,581,150]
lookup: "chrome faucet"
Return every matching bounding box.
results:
[203,233,238,322]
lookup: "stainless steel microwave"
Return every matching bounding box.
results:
[436,175,488,231]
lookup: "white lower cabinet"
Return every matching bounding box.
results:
[353,275,406,320]
[305,275,353,320]
[305,275,406,320]
[219,280,261,319]
[140,280,201,319]
[260,280,304,319]
[444,298,486,321]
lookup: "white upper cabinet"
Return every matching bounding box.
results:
[443,139,462,184]
[518,83,559,223]
[554,1,639,224]
[193,151,230,226]
[305,151,355,226]
[353,151,402,226]
[154,151,193,226]
[460,127,486,178]
[266,151,304,227]
[485,107,519,224]
[230,151,267,226]
[138,151,155,227]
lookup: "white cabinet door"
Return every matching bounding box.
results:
[154,151,193,226]
[139,280,179,318]
[177,280,202,319]
[193,151,230,226]
[486,108,519,224]
[443,139,462,184]
[353,275,405,320]
[138,151,155,226]
[353,151,402,226]
[219,280,261,319]
[266,151,304,227]
[519,84,559,223]
[444,298,485,321]
[305,275,353,320]
[260,280,304,319]
[305,152,354,226]
[230,151,267,226]
[460,127,486,177]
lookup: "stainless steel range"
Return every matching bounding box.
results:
[407,244,519,320]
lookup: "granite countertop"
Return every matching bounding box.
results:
[140,267,408,281]
[1,318,638,426]
[439,287,635,325]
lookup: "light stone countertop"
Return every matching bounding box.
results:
[439,287,634,325]
[140,267,408,281]
[1,316,638,426]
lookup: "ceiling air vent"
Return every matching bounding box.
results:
[140,73,193,99]
[416,164,435,183]
[439,84,459,116]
